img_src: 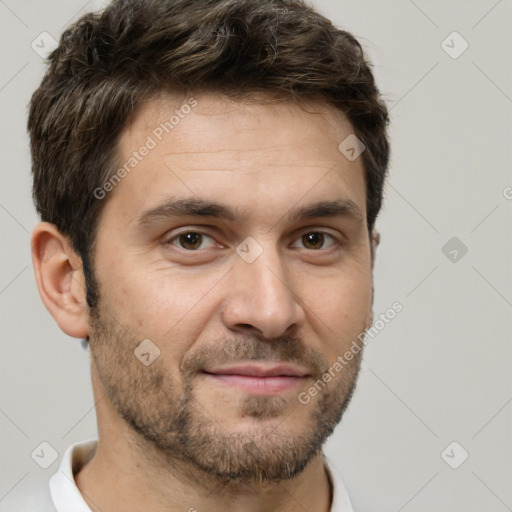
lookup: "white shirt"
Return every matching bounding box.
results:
[27,439,355,511]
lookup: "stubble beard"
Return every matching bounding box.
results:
[88,301,363,486]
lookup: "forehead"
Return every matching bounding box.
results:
[99,92,367,230]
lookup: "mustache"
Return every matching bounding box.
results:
[180,334,327,378]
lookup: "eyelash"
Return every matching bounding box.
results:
[165,229,342,253]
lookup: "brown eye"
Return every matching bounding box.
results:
[302,232,325,250]
[170,232,216,251]
[293,231,340,251]
[292,231,342,256]
[179,232,202,250]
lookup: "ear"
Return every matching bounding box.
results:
[364,228,381,329]
[31,222,89,338]
[370,228,380,270]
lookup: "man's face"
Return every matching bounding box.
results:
[88,93,374,483]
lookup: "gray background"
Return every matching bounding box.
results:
[1,1,510,510]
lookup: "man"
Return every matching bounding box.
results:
[27,0,389,510]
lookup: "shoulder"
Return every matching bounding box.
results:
[0,439,97,512]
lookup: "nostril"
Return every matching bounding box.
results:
[233,323,265,337]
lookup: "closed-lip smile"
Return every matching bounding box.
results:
[202,363,310,395]
[203,363,309,378]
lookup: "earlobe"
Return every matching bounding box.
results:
[370,228,380,268]
[365,229,380,330]
[31,222,89,339]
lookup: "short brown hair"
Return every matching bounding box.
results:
[28,0,390,309]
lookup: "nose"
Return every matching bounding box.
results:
[221,245,306,339]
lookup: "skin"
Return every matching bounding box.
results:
[31,92,379,512]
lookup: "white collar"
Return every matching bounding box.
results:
[49,439,97,511]
[50,440,354,512]
[324,453,355,512]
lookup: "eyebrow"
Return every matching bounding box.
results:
[135,197,364,228]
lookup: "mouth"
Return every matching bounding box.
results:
[201,363,311,395]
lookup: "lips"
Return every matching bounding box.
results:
[204,363,308,378]
[202,363,310,395]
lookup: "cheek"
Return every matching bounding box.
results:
[96,259,225,349]
[303,269,372,355]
